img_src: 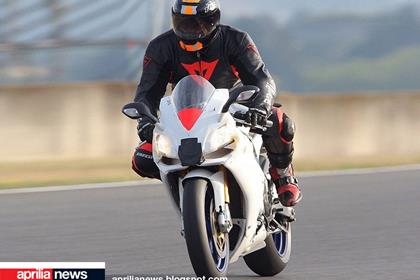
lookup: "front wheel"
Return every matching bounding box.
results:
[183,178,229,277]
[244,222,292,276]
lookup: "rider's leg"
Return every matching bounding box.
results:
[132,142,161,180]
[263,106,302,207]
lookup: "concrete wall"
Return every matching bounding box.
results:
[280,93,420,161]
[1,83,419,161]
[0,82,138,161]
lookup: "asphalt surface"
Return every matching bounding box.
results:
[0,169,419,280]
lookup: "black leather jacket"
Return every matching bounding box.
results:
[134,25,276,115]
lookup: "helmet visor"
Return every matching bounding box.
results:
[172,12,219,41]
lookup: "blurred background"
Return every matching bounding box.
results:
[0,0,420,187]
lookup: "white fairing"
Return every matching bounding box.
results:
[153,75,270,263]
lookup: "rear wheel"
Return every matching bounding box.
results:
[244,222,291,276]
[183,178,229,277]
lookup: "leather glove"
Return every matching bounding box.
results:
[137,117,155,143]
[246,108,268,127]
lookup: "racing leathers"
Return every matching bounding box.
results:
[132,25,300,206]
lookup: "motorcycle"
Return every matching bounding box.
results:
[122,75,296,277]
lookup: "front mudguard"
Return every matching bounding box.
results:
[180,169,226,217]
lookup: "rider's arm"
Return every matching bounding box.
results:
[230,31,277,114]
[134,38,171,116]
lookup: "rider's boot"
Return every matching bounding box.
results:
[270,164,302,207]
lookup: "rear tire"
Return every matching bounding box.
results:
[183,178,229,277]
[244,223,291,276]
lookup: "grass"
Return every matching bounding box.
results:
[0,157,138,189]
[0,155,419,190]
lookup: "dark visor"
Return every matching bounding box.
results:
[172,13,218,41]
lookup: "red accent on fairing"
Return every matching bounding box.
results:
[275,107,291,144]
[181,59,219,81]
[139,143,153,152]
[177,108,203,131]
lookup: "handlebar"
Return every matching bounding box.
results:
[233,111,273,133]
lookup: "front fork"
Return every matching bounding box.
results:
[179,169,233,236]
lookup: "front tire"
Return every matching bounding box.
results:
[183,178,229,277]
[244,222,291,276]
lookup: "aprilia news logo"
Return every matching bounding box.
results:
[0,263,105,280]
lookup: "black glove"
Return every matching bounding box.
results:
[246,108,268,127]
[137,117,155,143]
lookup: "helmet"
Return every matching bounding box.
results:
[172,0,221,43]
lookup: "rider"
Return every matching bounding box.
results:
[132,0,302,207]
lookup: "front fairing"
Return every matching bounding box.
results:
[153,75,262,175]
[153,85,232,173]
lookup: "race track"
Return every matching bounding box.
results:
[1,168,419,280]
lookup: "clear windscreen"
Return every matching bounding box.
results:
[172,75,215,112]
[172,75,216,131]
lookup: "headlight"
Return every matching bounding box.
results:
[155,134,172,156]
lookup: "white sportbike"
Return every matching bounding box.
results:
[123,75,296,277]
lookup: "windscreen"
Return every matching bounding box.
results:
[172,75,215,131]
